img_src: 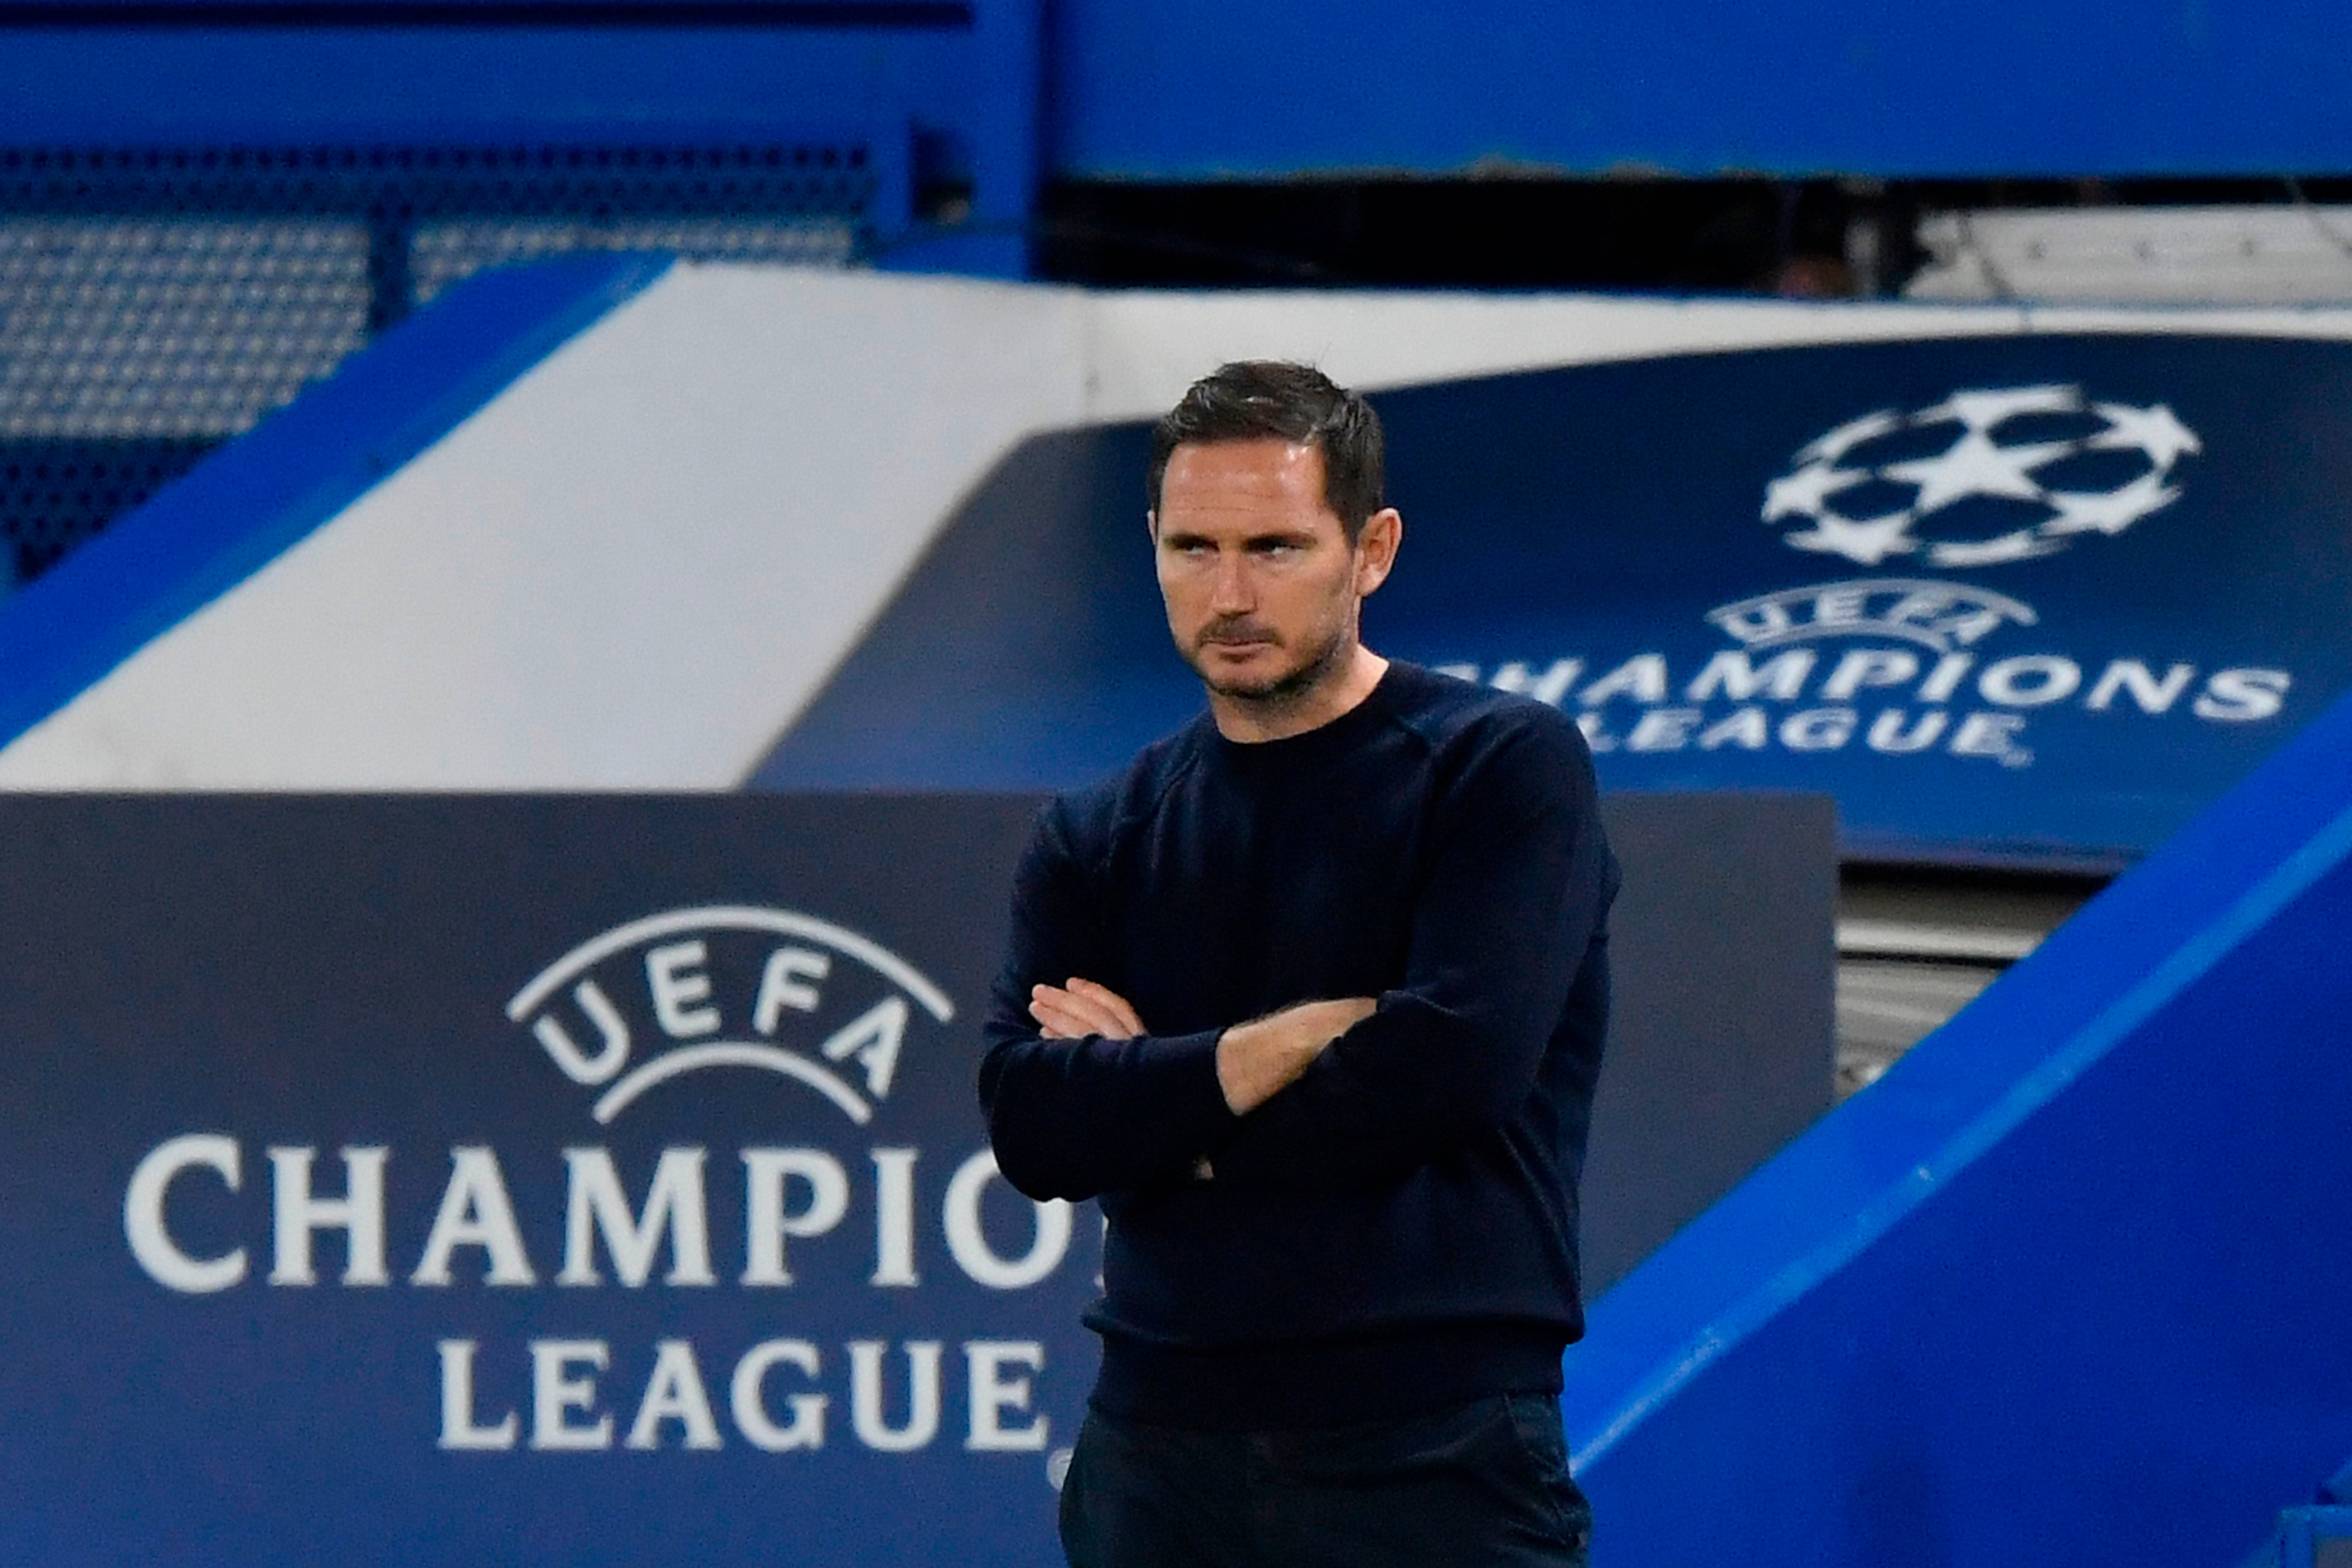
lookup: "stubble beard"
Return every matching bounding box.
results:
[1188,609,1356,718]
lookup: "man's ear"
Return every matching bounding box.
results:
[1146,510,1160,542]
[1354,508,1403,596]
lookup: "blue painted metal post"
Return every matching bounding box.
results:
[2268,1507,2352,1568]
[875,0,1043,274]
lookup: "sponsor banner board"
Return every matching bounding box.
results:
[756,333,2352,866]
[0,795,1078,1567]
[0,792,1829,1565]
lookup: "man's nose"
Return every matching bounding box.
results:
[1209,552,1253,613]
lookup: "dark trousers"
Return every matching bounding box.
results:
[1058,1394,1592,1568]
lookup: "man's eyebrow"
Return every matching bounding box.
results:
[1156,523,1320,547]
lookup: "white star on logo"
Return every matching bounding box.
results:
[2088,401,2201,468]
[1762,464,1868,522]
[1793,409,1901,466]
[2041,469,2181,537]
[1915,384,2084,432]
[1783,512,1920,566]
[1880,428,2073,514]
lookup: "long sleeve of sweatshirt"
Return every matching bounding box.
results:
[977,798,1238,1201]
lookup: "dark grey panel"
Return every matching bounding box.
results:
[1584,792,1838,1294]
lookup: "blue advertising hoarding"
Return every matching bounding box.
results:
[756,332,2352,868]
[0,791,1831,1565]
[0,795,1083,1567]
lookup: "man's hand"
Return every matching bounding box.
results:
[1030,977,1146,1040]
[1216,998,1378,1115]
[1029,978,1377,1119]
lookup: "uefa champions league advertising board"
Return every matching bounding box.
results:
[757,333,2352,867]
[0,795,1086,1568]
[0,792,1829,1567]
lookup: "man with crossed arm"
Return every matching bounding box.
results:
[980,361,1617,1568]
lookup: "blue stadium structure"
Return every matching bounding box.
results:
[1566,675,2352,1564]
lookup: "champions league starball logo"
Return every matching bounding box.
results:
[1434,379,2289,769]
[1763,384,2202,568]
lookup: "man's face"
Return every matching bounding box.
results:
[1152,438,1379,704]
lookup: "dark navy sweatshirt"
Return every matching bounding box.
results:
[978,662,1617,1430]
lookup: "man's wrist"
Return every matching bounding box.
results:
[1214,1019,1295,1116]
[1214,998,1376,1115]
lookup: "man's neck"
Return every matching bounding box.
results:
[1209,645,1391,743]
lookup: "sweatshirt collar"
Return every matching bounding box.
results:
[1203,661,1405,768]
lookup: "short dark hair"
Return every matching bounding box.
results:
[1147,361,1386,541]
